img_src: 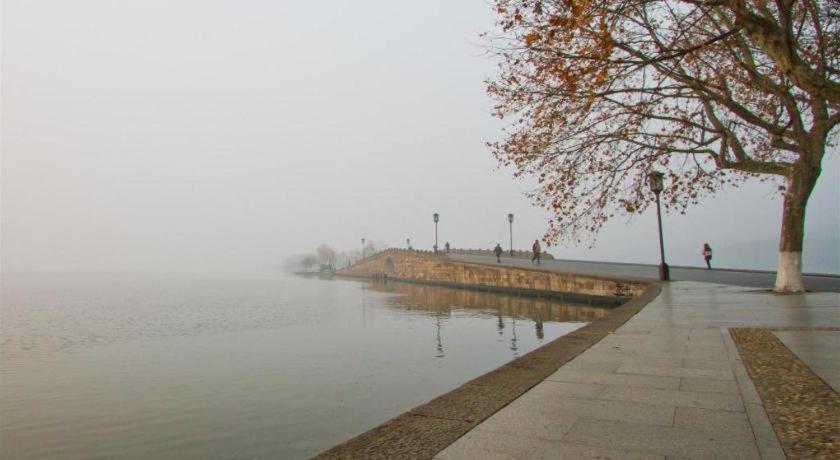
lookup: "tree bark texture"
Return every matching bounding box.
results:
[775,166,821,293]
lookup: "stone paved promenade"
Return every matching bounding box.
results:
[435,281,839,459]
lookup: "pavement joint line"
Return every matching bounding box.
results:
[761,326,840,331]
[671,402,677,427]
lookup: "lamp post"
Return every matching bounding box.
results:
[361,237,365,260]
[648,172,670,281]
[508,213,514,257]
[433,213,439,252]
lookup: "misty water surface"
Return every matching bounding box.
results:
[0,273,606,459]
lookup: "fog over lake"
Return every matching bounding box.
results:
[2,0,837,275]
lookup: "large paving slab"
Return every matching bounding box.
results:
[436,282,840,459]
[773,330,840,392]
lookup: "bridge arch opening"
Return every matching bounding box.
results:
[383,257,396,274]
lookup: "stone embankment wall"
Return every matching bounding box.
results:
[337,249,646,302]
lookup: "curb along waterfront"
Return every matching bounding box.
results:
[314,251,659,459]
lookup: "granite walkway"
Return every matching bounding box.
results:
[435,282,839,459]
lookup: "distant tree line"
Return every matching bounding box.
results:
[282,241,389,273]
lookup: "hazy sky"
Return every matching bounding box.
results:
[2,0,838,275]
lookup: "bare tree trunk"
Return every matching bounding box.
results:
[775,166,820,293]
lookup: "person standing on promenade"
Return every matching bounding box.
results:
[445,242,450,253]
[494,244,503,263]
[702,243,713,269]
[531,239,541,265]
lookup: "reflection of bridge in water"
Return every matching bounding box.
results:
[363,280,611,324]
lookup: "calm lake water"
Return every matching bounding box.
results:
[0,273,608,459]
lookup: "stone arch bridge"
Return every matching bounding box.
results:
[337,249,646,303]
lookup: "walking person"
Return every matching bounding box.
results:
[493,243,503,263]
[531,239,541,265]
[702,243,713,269]
[445,242,450,253]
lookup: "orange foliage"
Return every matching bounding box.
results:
[485,0,838,246]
